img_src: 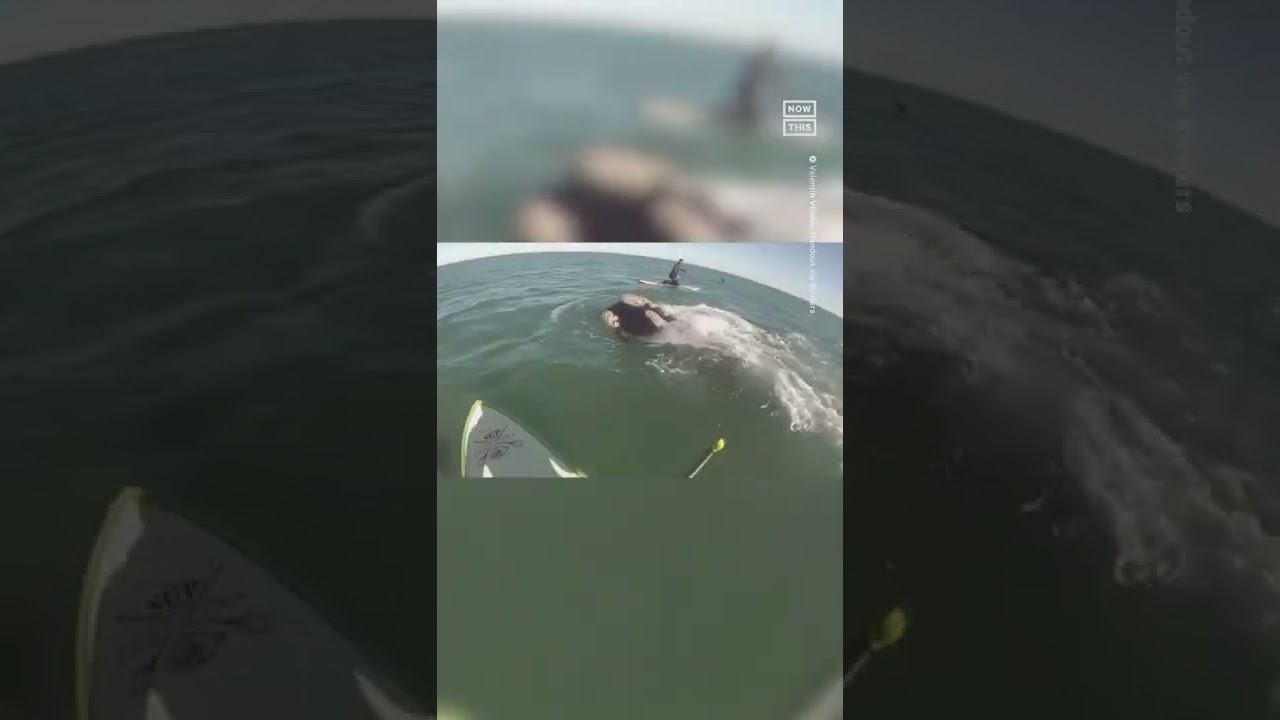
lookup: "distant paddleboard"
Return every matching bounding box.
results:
[638,279,700,291]
[460,400,586,478]
[76,488,428,720]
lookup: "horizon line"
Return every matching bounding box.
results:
[436,245,844,318]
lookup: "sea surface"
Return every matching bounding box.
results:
[436,250,844,480]
[437,480,842,720]
[437,21,845,243]
[846,67,1280,717]
[0,20,435,720]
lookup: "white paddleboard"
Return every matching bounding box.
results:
[788,672,844,720]
[76,488,428,720]
[637,279,700,291]
[460,400,585,478]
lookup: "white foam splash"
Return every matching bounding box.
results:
[548,299,577,322]
[846,189,1280,626]
[645,302,843,447]
[355,175,429,243]
[643,354,693,376]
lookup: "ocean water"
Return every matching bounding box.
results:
[846,67,1280,716]
[436,250,844,480]
[437,21,845,243]
[437,480,843,720]
[0,21,437,720]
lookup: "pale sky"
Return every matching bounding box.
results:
[435,0,843,65]
[436,243,844,317]
[851,0,1280,228]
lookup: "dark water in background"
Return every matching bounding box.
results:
[845,67,1280,717]
[436,251,844,481]
[0,21,434,719]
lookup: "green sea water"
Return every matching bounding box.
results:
[436,480,843,720]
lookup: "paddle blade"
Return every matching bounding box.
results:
[870,607,907,651]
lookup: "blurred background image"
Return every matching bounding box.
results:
[437,0,844,243]
[0,13,435,720]
[845,2,1280,717]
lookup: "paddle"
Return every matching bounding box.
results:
[847,607,909,685]
[685,438,726,477]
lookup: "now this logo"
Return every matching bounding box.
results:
[782,100,817,137]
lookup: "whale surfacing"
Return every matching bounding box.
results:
[601,293,677,338]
